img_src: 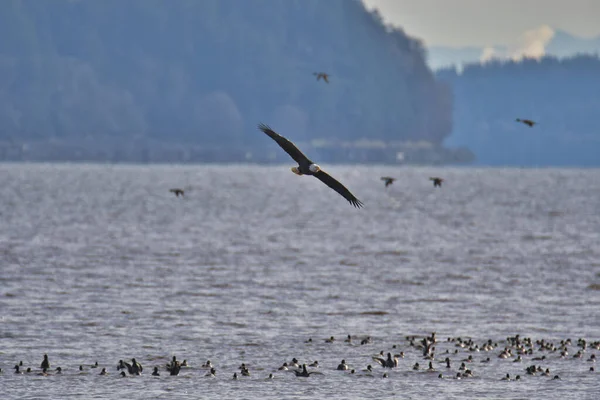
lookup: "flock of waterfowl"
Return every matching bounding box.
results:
[5,334,597,383]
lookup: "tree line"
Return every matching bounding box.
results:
[437,55,600,166]
[0,0,452,155]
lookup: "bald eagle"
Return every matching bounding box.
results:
[381,177,396,188]
[429,177,444,187]
[258,124,363,208]
[313,72,330,83]
[169,188,184,197]
[516,118,536,127]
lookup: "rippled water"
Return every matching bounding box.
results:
[1,164,599,399]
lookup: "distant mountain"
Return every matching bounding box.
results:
[428,29,600,70]
[546,30,600,57]
[427,45,501,70]
[0,0,466,164]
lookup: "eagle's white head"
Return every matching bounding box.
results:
[309,163,321,173]
[291,166,301,175]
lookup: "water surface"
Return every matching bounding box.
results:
[0,164,599,399]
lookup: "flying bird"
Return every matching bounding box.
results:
[294,364,316,377]
[313,72,330,83]
[430,177,444,187]
[169,188,184,197]
[258,124,363,208]
[372,353,398,368]
[381,177,396,188]
[516,118,536,127]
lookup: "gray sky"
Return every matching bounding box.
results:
[362,0,600,47]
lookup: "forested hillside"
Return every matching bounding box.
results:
[0,0,458,162]
[438,55,600,166]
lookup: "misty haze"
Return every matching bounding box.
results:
[1,0,597,166]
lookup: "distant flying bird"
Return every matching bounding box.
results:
[381,177,396,188]
[430,177,444,187]
[169,188,184,197]
[258,123,363,208]
[516,118,536,127]
[313,72,330,83]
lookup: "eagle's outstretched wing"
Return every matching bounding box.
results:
[258,124,311,165]
[314,170,364,208]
